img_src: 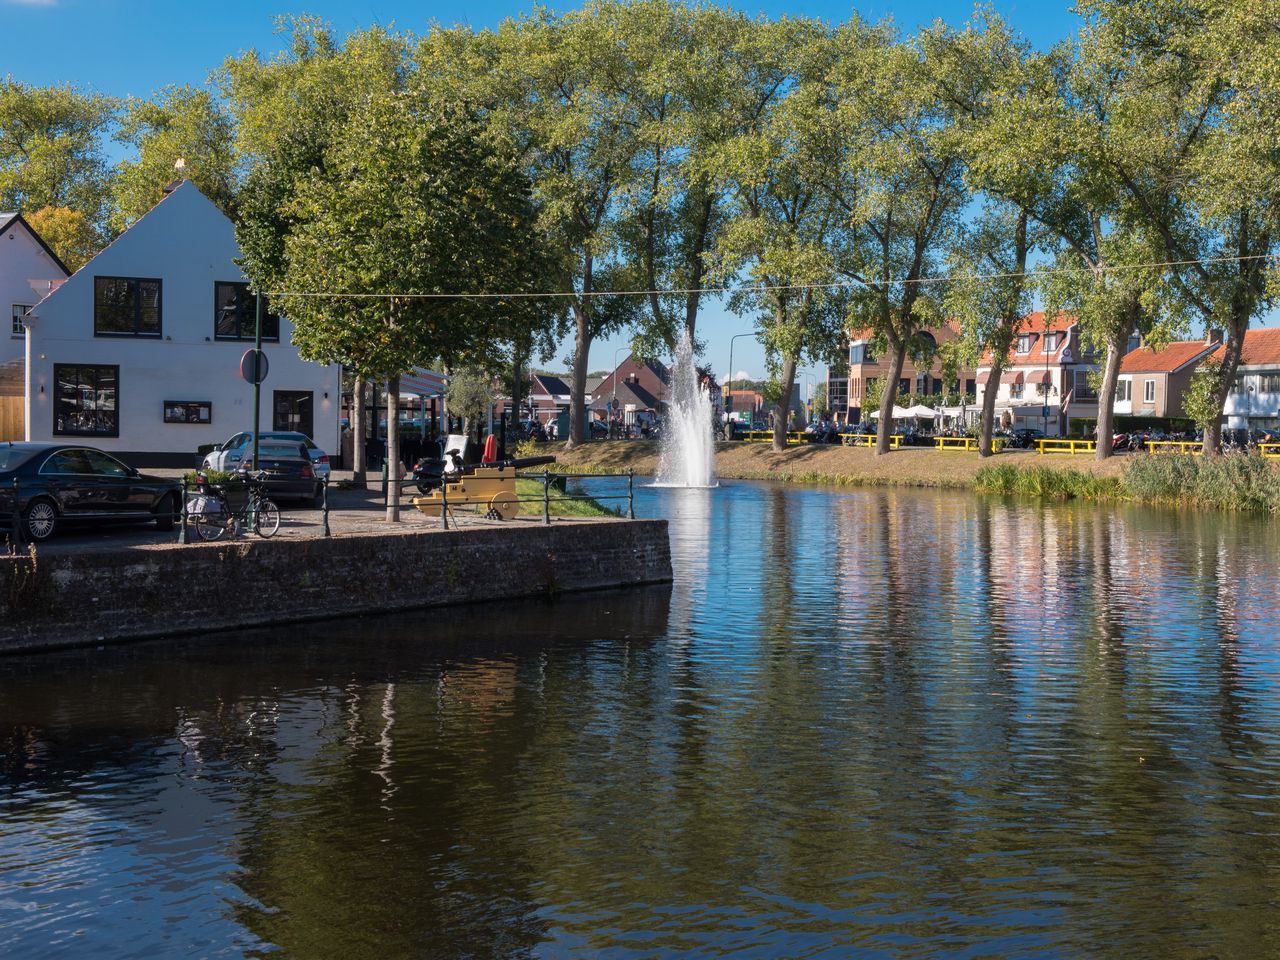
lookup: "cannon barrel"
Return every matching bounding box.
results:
[503,455,558,469]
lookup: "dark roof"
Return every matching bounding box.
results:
[533,374,571,396]
[0,211,72,277]
[591,379,661,411]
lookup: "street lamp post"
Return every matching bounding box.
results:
[727,332,757,428]
[611,345,628,437]
[1043,322,1051,439]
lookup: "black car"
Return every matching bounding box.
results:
[235,440,323,504]
[0,442,182,543]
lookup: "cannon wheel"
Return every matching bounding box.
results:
[488,491,519,521]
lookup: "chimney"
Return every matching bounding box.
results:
[1206,329,1223,345]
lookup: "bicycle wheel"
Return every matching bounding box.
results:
[194,509,230,542]
[253,499,281,538]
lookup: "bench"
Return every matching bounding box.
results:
[1260,443,1280,459]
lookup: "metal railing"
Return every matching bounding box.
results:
[383,468,637,529]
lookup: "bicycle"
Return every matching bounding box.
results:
[190,471,281,541]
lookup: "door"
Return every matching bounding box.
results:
[273,391,314,438]
[82,448,151,513]
[38,449,101,516]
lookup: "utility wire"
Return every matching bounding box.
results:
[266,251,1275,301]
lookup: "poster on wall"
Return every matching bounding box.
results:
[164,401,212,424]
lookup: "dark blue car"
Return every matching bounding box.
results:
[0,442,181,543]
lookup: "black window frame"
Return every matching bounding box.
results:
[11,303,31,337]
[214,281,280,342]
[94,276,162,338]
[53,363,120,438]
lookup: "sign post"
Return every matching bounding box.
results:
[240,293,269,470]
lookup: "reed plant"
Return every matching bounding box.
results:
[1123,454,1280,513]
[973,464,1124,501]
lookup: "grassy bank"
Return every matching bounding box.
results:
[537,439,1280,514]
[514,477,619,518]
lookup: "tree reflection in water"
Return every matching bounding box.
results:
[3,482,1280,958]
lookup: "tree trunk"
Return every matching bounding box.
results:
[1094,319,1133,461]
[978,357,1004,457]
[875,341,908,456]
[772,355,798,452]
[568,304,591,449]
[386,374,401,523]
[1204,318,1247,455]
[351,373,367,483]
[508,350,526,440]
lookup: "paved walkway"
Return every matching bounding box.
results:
[5,479,607,557]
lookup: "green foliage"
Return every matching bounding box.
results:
[111,85,237,230]
[862,377,884,414]
[446,367,495,429]
[23,205,100,271]
[1124,455,1280,513]
[0,77,115,228]
[1183,360,1225,433]
[973,464,1124,500]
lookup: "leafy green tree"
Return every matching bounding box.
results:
[0,77,114,229]
[111,85,238,230]
[446,367,496,433]
[1077,0,1279,454]
[712,16,848,451]
[1183,360,1225,435]
[829,19,968,456]
[221,19,408,483]
[275,92,555,519]
[419,7,642,449]
[24,205,100,271]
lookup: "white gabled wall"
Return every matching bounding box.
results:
[23,183,340,465]
[1,217,68,366]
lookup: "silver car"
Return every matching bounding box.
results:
[202,431,330,479]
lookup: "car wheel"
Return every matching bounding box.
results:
[153,493,176,532]
[24,498,59,542]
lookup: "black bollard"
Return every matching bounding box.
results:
[543,472,550,526]
[12,477,22,550]
[178,476,189,544]
[322,477,331,537]
[440,479,449,531]
[628,469,635,519]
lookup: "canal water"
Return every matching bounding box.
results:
[3,480,1280,958]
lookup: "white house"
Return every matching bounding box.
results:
[974,311,1101,436]
[1218,327,1280,432]
[1,213,69,441]
[2,212,69,366]
[23,181,340,467]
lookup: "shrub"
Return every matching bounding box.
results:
[973,464,1123,501]
[1123,454,1280,513]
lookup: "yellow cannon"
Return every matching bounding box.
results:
[412,455,555,521]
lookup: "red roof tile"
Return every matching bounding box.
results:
[1209,327,1280,367]
[1120,341,1216,374]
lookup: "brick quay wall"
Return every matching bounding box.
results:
[0,519,672,654]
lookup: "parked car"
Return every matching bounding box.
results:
[0,442,181,542]
[202,431,330,478]
[221,440,322,505]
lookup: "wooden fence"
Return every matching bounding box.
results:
[0,395,23,441]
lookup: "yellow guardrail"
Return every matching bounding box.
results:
[738,430,815,445]
[933,436,1008,452]
[842,433,903,449]
[1036,438,1097,455]
[1145,440,1203,455]
[1260,443,1280,459]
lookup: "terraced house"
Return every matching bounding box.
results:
[974,312,1101,437]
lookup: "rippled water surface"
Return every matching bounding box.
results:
[5,480,1280,959]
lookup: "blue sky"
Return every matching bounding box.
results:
[2,0,1085,387]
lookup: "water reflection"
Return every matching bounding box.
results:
[4,481,1280,958]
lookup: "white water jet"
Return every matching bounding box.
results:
[654,330,718,488]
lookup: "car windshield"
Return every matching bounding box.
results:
[263,433,318,451]
[259,444,305,459]
[0,447,36,472]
